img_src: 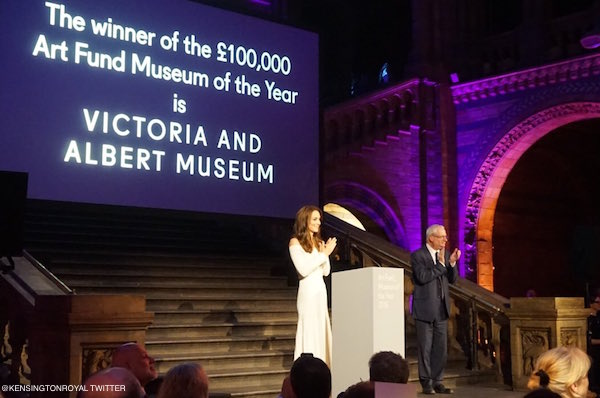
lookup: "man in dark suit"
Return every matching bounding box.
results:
[411,224,460,394]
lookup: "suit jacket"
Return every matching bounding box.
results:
[410,246,458,322]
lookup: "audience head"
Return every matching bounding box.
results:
[590,294,600,311]
[343,381,374,398]
[290,354,331,398]
[368,351,409,384]
[526,289,537,298]
[111,343,158,387]
[524,389,562,398]
[280,375,297,398]
[526,346,590,398]
[157,362,208,398]
[80,367,144,398]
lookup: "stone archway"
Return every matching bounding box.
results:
[324,181,408,247]
[464,102,600,291]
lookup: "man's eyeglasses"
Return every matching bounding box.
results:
[433,235,448,240]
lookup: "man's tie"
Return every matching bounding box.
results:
[436,251,445,299]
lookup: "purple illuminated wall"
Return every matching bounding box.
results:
[323,53,600,289]
[452,55,600,286]
[322,79,444,253]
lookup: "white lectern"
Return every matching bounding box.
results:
[331,267,405,397]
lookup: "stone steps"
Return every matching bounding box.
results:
[65,285,297,299]
[146,298,296,311]
[23,204,240,237]
[49,265,278,278]
[153,309,297,324]
[23,200,299,398]
[45,255,284,268]
[146,335,295,356]
[56,274,289,289]
[225,385,282,398]
[155,351,293,374]
[208,367,288,390]
[29,249,278,264]
[25,221,223,236]
[26,228,229,244]
[26,240,256,254]
[146,321,298,340]
[21,200,491,398]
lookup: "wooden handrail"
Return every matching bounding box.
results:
[324,213,509,317]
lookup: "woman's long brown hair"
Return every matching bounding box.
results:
[293,205,323,252]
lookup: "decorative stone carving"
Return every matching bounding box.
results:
[323,79,423,156]
[451,53,600,104]
[560,328,579,347]
[82,347,113,381]
[8,318,27,385]
[521,329,549,376]
[463,102,600,284]
[19,339,31,384]
[508,298,590,389]
[1,321,11,363]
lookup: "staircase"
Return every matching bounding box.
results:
[21,200,504,397]
[23,200,295,398]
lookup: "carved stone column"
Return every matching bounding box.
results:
[506,297,590,390]
[28,294,153,398]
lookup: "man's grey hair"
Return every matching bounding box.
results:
[426,224,444,240]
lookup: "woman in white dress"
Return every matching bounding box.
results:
[289,205,337,367]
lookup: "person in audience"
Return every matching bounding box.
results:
[342,381,374,398]
[156,362,208,398]
[111,342,158,396]
[588,293,600,394]
[289,354,331,398]
[526,289,538,298]
[527,346,591,398]
[368,350,410,384]
[289,205,336,366]
[337,351,410,398]
[278,375,296,398]
[80,367,144,398]
[524,389,562,398]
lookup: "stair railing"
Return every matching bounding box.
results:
[323,213,511,383]
[1,253,153,398]
[1,251,76,386]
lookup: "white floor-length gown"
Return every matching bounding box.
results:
[289,244,333,366]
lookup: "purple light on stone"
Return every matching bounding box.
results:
[250,0,271,5]
[325,181,410,248]
[450,73,460,83]
[581,32,600,49]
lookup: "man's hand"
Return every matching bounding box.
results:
[449,248,461,265]
[438,247,446,265]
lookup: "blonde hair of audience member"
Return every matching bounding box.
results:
[157,362,208,398]
[527,346,591,398]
